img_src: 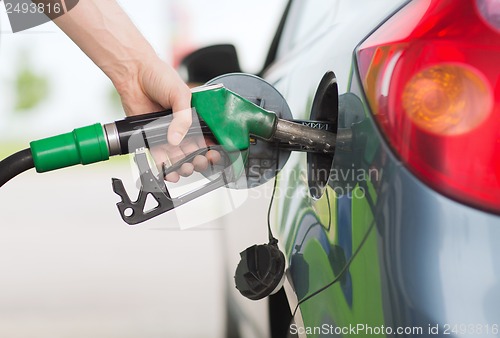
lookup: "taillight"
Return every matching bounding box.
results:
[477,0,500,31]
[357,0,500,213]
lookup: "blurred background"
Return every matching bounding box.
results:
[0,0,286,337]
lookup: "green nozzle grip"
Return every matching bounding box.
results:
[192,86,277,151]
[30,123,110,173]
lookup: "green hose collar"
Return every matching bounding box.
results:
[30,123,110,173]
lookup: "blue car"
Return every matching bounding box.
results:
[182,0,500,337]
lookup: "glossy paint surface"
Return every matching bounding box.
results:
[264,0,500,337]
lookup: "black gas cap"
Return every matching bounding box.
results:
[234,243,286,300]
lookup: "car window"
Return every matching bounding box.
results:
[277,0,338,57]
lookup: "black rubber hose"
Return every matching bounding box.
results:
[0,148,35,188]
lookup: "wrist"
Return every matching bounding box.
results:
[111,54,168,116]
[108,52,157,96]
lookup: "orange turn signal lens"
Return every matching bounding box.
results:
[402,64,493,135]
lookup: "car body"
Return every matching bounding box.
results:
[182,0,500,337]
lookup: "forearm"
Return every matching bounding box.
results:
[35,0,192,143]
[52,0,157,91]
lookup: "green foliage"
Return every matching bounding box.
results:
[14,52,50,112]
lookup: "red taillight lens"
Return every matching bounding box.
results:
[477,0,500,31]
[357,0,500,213]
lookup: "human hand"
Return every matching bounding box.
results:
[54,0,193,145]
[114,56,221,181]
[52,0,217,180]
[150,136,222,183]
[115,56,192,146]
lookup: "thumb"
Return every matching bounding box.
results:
[168,83,192,145]
[141,62,192,146]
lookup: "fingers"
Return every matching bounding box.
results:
[167,78,192,145]
[164,163,194,182]
[206,150,222,164]
[150,135,221,183]
[181,138,209,172]
[150,144,184,182]
[165,171,180,183]
[151,139,203,182]
[168,107,192,146]
[192,155,209,172]
[201,137,222,164]
[170,82,192,114]
[178,162,195,177]
[137,58,192,145]
[120,57,203,181]
[164,161,194,182]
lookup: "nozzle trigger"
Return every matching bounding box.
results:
[112,147,236,225]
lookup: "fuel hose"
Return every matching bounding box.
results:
[0,83,337,190]
[0,148,35,188]
[0,110,205,188]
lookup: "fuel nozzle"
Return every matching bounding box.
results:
[272,118,336,154]
[29,82,339,174]
[23,76,342,225]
